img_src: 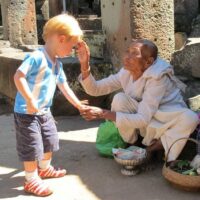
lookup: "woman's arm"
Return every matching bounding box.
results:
[76,41,122,96]
[80,76,168,128]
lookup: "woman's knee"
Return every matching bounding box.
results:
[111,92,129,111]
[180,110,199,128]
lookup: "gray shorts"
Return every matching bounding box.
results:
[14,112,59,161]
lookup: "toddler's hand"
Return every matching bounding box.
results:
[27,99,39,114]
[80,99,89,105]
[78,104,91,112]
[80,106,104,121]
[77,100,90,112]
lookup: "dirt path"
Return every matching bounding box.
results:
[0,114,199,200]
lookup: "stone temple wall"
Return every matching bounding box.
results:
[101,0,174,67]
[129,0,174,62]
[1,0,38,47]
[173,0,200,99]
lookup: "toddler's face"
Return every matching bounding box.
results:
[56,35,79,57]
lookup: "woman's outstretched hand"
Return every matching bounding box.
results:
[80,106,104,121]
[76,40,90,71]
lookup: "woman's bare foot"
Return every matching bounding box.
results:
[141,139,164,171]
[147,139,163,152]
[141,151,156,171]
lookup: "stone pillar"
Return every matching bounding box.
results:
[101,0,174,67]
[36,0,49,20]
[49,0,63,17]
[36,0,49,44]
[1,0,9,40]
[1,0,38,47]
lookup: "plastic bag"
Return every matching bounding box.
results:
[96,120,127,157]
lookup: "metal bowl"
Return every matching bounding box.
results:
[114,154,147,176]
[114,155,146,167]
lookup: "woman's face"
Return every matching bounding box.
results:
[123,42,150,80]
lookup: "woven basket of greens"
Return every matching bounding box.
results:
[162,138,200,192]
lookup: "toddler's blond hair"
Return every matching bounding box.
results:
[43,14,83,42]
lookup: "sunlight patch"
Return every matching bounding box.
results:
[49,175,101,200]
[0,166,17,175]
[58,127,98,142]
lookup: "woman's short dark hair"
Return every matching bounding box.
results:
[132,39,158,61]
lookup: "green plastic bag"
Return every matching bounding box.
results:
[96,120,127,157]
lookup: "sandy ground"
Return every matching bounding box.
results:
[0,113,200,200]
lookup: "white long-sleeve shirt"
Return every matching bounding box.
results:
[79,58,187,129]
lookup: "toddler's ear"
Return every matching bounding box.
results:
[59,35,66,43]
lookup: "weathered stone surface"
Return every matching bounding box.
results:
[174,0,199,33]
[0,47,23,54]
[130,0,174,61]
[49,0,62,17]
[101,0,132,67]
[0,93,13,115]
[174,76,200,109]
[36,0,49,21]
[83,30,106,59]
[18,45,43,52]
[175,32,187,50]
[0,40,10,48]
[1,0,38,47]
[0,52,25,99]
[78,16,102,30]
[190,15,200,37]
[184,79,200,100]
[101,0,174,67]
[35,0,49,44]
[0,26,3,40]
[172,38,200,78]
[1,1,9,40]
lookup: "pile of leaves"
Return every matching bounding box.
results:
[170,160,198,176]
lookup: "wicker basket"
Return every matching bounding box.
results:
[162,138,200,192]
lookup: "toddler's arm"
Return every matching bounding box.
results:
[57,82,88,111]
[14,70,39,114]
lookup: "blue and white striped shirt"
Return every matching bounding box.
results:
[14,47,67,115]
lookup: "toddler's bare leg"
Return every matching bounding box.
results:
[24,161,37,173]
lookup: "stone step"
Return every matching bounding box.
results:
[77,16,102,30]
[0,47,22,54]
[0,26,3,40]
[78,15,98,18]
[18,45,43,52]
[0,40,11,48]
[83,30,106,59]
